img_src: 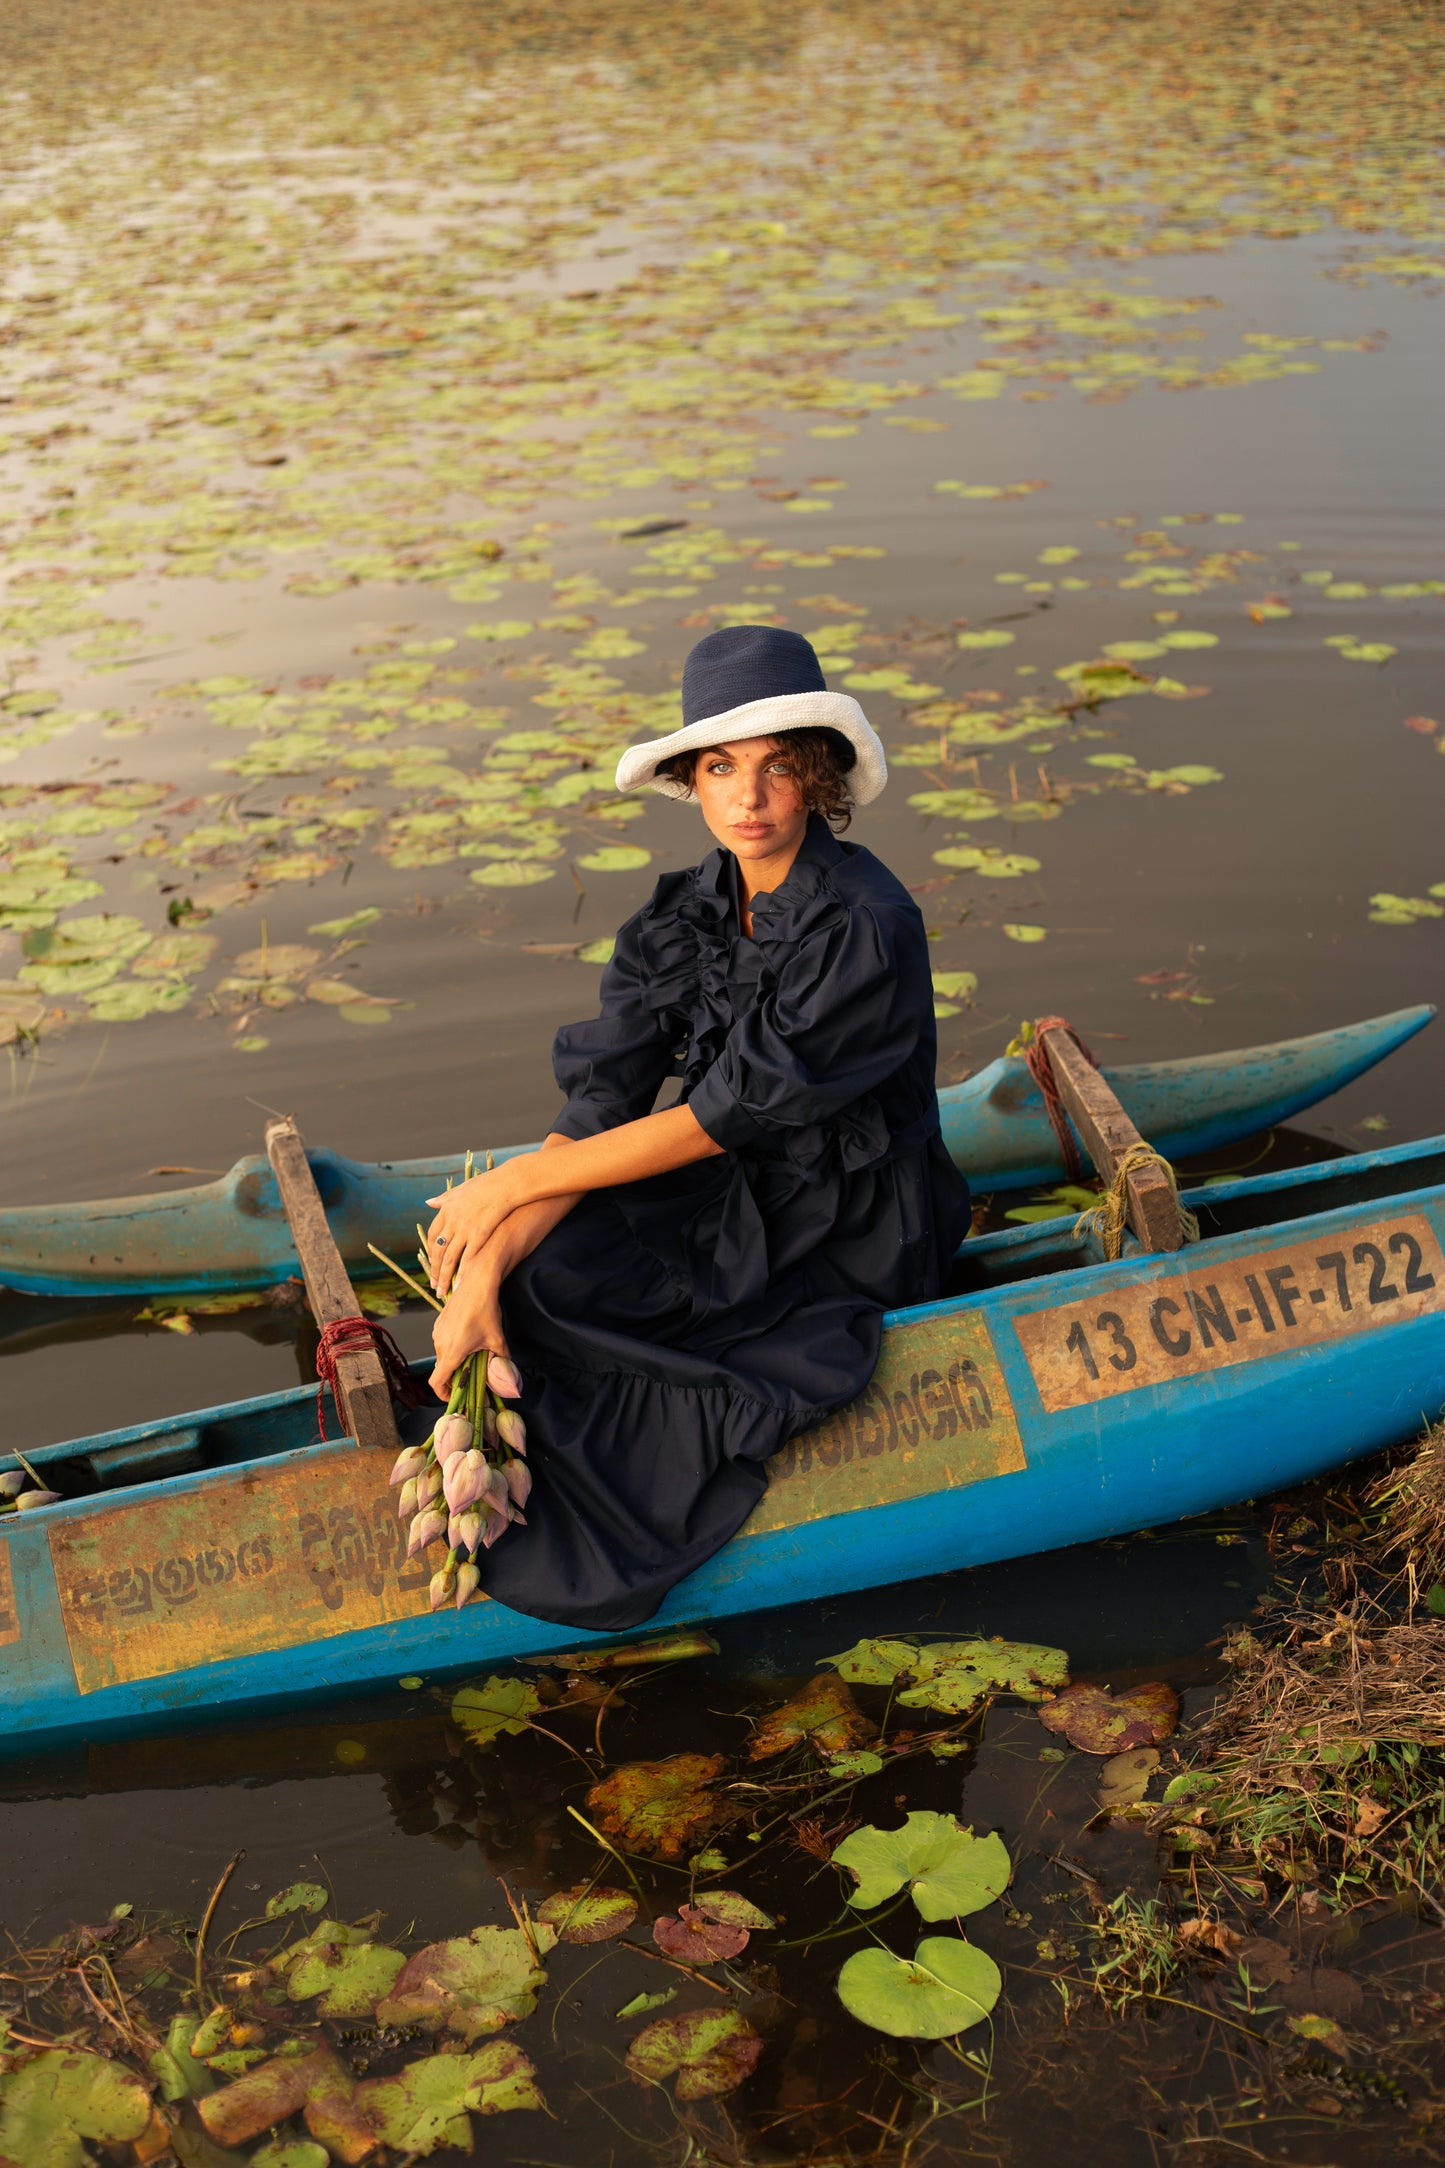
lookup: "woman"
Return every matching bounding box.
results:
[423,624,970,1630]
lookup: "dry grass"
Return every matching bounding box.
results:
[1372,1415,1445,1603]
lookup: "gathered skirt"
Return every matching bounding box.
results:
[434,1137,970,1632]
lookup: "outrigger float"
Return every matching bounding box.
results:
[4,1014,1444,1750]
[0,1006,1430,1299]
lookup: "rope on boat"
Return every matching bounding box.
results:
[1073,1142,1201,1263]
[316,1315,426,1439]
[1021,1012,1097,1183]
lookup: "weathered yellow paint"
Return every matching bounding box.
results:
[48,1443,439,1695]
[0,1539,20,1651]
[748,1310,1025,1534]
[1015,1213,1445,1412]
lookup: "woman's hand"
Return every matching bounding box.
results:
[426,1159,536,1297]
[430,1239,510,1398]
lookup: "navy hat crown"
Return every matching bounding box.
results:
[682,624,827,728]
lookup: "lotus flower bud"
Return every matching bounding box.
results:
[481,1397,498,1450]
[397,1476,418,1522]
[1,1471,28,1498]
[428,1565,455,1612]
[495,1408,527,1456]
[481,1507,510,1548]
[451,1508,485,1554]
[484,1465,512,1517]
[15,1488,62,1511]
[444,1448,491,1515]
[418,1463,443,1509]
[504,1457,532,1509]
[454,1561,481,1609]
[433,1414,472,1464]
[388,1444,428,1487]
[407,1507,447,1556]
[488,1356,523,1400]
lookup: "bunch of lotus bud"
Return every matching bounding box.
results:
[388,1349,530,1612]
[1,1469,62,1513]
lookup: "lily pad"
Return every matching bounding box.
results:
[535,1885,637,1944]
[1097,1747,1161,1807]
[375,1924,556,2041]
[692,1890,775,1930]
[230,944,320,980]
[748,1673,876,1761]
[584,1752,726,1859]
[576,936,616,963]
[356,2043,542,2153]
[955,629,1016,649]
[266,1881,329,1920]
[470,860,556,886]
[653,1905,750,1963]
[450,1675,542,1745]
[576,845,652,872]
[148,2011,217,2102]
[1003,922,1047,943]
[0,2049,151,2168]
[625,2005,762,2101]
[281,1921,406,2017]
[837,1937,1001,2038]
[823,1635,1068,1714]
[832,1813,1011,1920]
[251,2145,330,2168]
[1038,1681,1180,1754]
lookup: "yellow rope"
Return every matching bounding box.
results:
[1073,1142,1201,1263]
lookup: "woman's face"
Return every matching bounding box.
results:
[691,737,809,870]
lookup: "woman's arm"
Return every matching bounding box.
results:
[428,1134,580,1393]
[426,1103,722,1298]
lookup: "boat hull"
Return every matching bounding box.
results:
[5,1139,1445,1750]
[0,1005,1430,1299]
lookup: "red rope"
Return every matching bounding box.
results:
[1022,1014,1098,1185]
[316,1315,427,1439]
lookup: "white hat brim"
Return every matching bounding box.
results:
[614,690,887,805]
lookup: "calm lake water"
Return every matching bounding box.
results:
[2,3,1443,2159]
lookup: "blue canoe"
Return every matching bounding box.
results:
[0,1005,1431,1299]
[5,1128,1445,1752]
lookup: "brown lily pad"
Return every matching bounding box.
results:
[197,2043,372,2158]
[585,1753,725,1860]
[374,1924,556,2042]
[653,1905,749,1963]
[625,2005,763,2101]
[1038,1681,1179,1754]
[1096,1747,1160,1807]
[748,1673,876,1761]
[535,1884,637,1944]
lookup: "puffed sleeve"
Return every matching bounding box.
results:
[550,907,678,1140]
[686,901,928,1160]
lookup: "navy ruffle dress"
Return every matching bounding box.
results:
[472,815,971,1631]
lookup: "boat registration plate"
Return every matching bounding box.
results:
[48,1448,433,1696]
[749,1308,1025,1533]
[1015,1211,1445,1412]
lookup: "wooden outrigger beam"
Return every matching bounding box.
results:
[1038,1026,1186,1253]
[264,1115,401,1451]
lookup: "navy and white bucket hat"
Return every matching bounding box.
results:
[614,624,888,805]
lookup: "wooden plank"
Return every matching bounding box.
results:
[264,1117,400,1451]
[1039,1028,1184,1253]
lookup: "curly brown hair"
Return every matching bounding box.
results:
[656,727,854,831]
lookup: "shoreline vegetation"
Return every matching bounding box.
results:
[4,1424,1442,2162]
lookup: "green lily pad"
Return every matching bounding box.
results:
[308,906,382,936]
[251,2144,330,2168]
[1002,922,1046,942]
[625,2005,762,2100]
[955,629,1016,649]
[823,1635,1069,1714]
[576,936,616,963]
[132,929,216,977]
[576,844,652,872]
[375,1924,556,2041]
[230,944,320,980]
[148,2011,217,2101]
[837,1937,1001,2038]
[265,1881,329,1919]
[450,1675,542,1746]
[832,1813,1011,1919]
[1156,629,1218,648]
[535,1884,638,1943]
[0,2049,151,2167]
[357,2043,542,2153]
[279,1920,406,2017]
[86,978,192,1022]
